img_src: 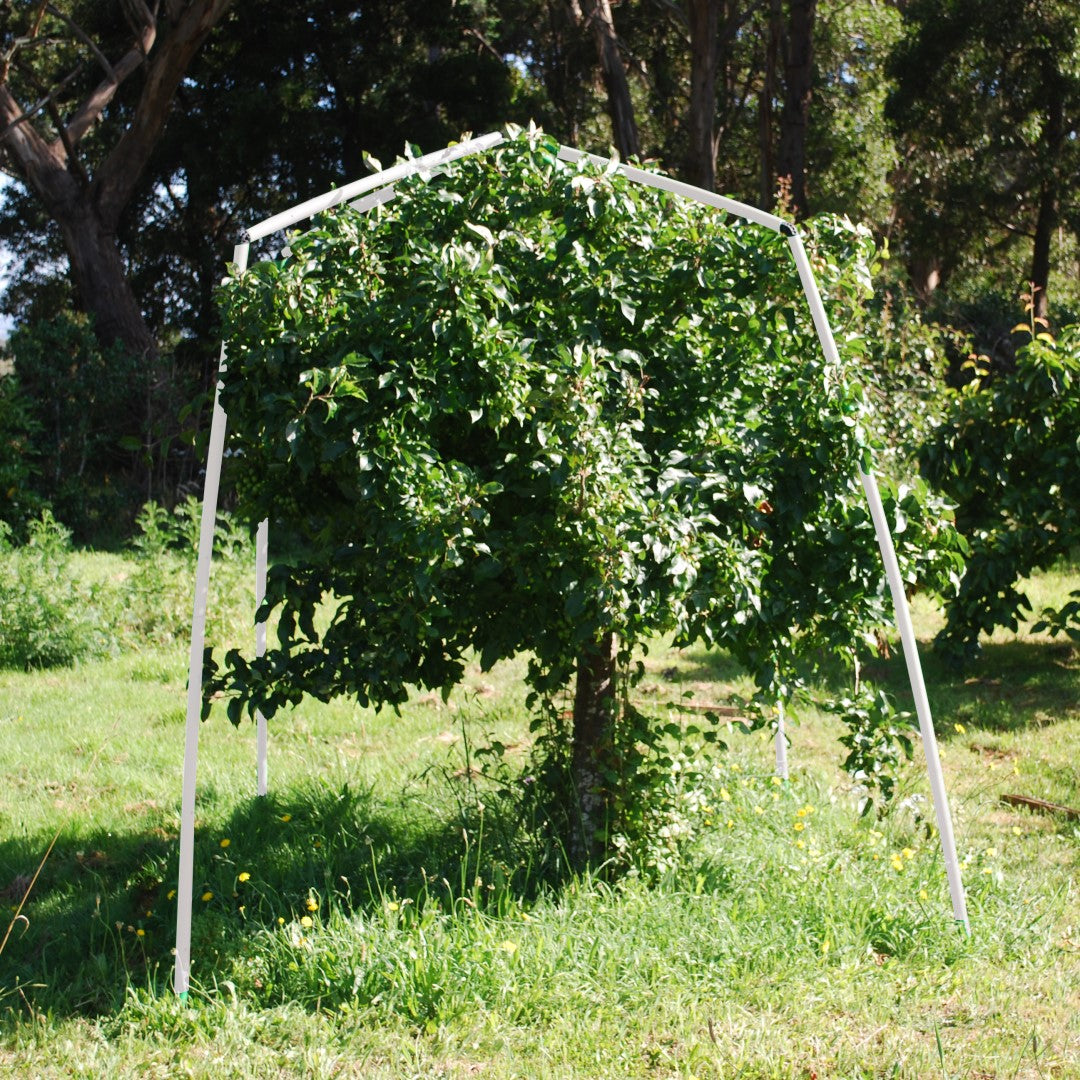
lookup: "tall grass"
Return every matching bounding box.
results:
[0,549,1077,1078]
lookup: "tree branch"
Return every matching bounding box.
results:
[63,9,157,147]
[94,0,235,225]
[0,60,85,141]
[0,83,75,206]
[44,4,118,83]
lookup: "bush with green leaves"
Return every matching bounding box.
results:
[208,128,965,860]
[121,496,251,647]
[0,359,46,534]
[920,313,1080,661]
[8,310,145,542]
[0,510,109,669]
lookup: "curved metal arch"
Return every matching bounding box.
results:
[174,133,968,997]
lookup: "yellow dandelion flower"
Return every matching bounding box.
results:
[387,901,399,911]
[794,821,805,832]
[719,788,731,802]
[821,938,830,956]
[796,807,808,818]
[277,916,285,925]
[300,916,313,928]
[306,897,318,911]
[771,776,782,786]
[279,814,292,823]
[201,891,213,902]
[726,819,735,829]
[1011,826,1022,836]
[219,838,230,848]
[497,940,518,955]
[890,857,903,871]
[984,847,997,858]
[919,889,928,901]
[796,839,805,849]
[238,872,251,883]
[902,847,915,859]
[954,722,966,734]
[982,867,992,875]
[771,792,780,802]
[167,889,177,900]
[136,928,145,937]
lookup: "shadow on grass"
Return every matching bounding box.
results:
[0,770,568,1023]
[865,637,1080,737]
[674,634,1079,738]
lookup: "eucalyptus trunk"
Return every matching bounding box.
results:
[686,0,720,190]
[577,0,640,159]
[776,0,816,219]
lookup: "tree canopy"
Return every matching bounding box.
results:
[207,130,965,851]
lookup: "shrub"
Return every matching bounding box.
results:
[0,511,109,669]
[0,357,46,534]
[920,312,1080,660]
[121,497,252,647]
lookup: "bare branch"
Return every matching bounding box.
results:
[0,60,84,141]
[95,0,235,225]
[63,9,157,146]
[463,27,502,62]
[46,91,88,186]
[44,4,117,82]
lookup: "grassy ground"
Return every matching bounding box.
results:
[0,556,1077,1078]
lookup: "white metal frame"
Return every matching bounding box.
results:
[174,131,968,998]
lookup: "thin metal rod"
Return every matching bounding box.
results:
[255,517,269,797]
[556,146,787,233]
[244,132,503,242]
[174,241,250,999]
[775,700,789,779]
[784,230,969,932]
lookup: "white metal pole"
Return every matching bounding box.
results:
[255,518,269,796]
[775,700,789,779]
[244,132,504,242]
[784,228,969,932]
[859,470,970,930]
[175,241,250,998]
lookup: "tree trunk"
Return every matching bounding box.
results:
[1030,81,1063,326]
[758,0,781,208]
[687,0,721,190]
[776,0,816,220]
[578,0,640,159]
[0,0,235,358]
[60,206,157,359]
[571,630,617,866]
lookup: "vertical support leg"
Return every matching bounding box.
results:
[784,228,969,932]
[175,384,229,999]
[774,700,789,780]
[175,242,250,998]
[859,470,969,931]
[255,517,269,796]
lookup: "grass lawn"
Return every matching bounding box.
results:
[0,555,1077,1078]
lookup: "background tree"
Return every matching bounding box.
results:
[887,0,1080,320]
[0,0,235,358]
